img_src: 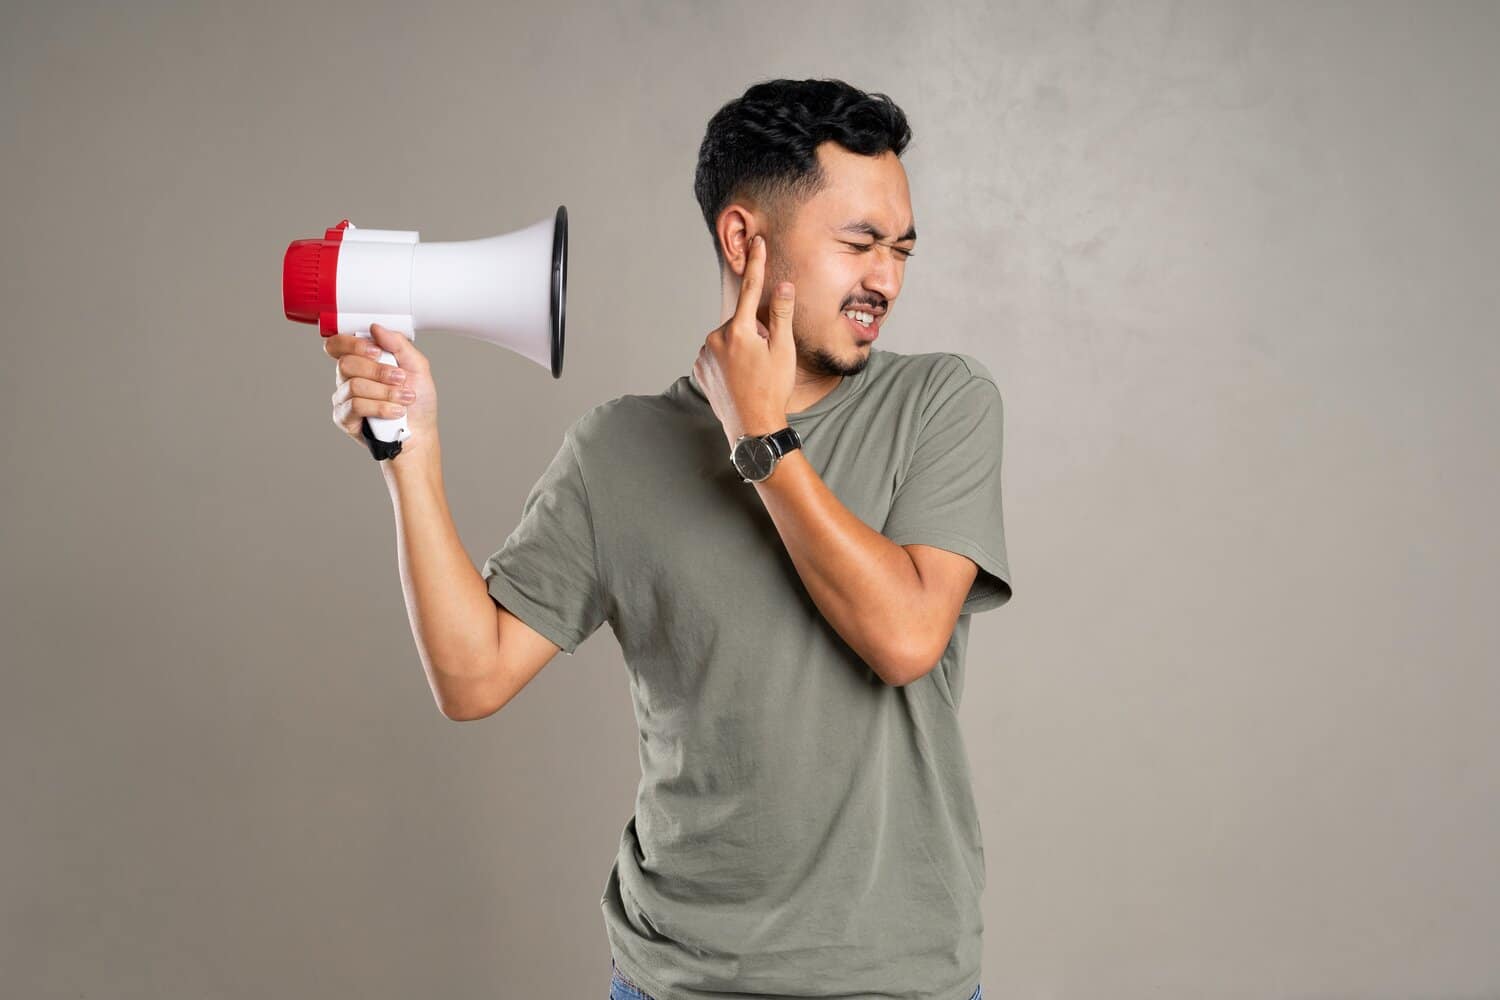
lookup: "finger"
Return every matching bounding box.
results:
[324,333,384,360]
[732,234,766,332]
[369,323,428,372]
[334,394,409,434]
[332,375,415,410]
[768,280,794,346]
[335,351,411,389]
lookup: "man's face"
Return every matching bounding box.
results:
[759,141,915,378]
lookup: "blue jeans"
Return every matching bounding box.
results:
[610,958,982,1000]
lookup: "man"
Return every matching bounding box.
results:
[329,78,1011,1000]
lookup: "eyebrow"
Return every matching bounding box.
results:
[835,219,917,243]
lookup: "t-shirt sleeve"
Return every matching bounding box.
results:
[881,362,1013,614]
[480,427,607,655]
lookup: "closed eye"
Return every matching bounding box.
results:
[846,241,915,259]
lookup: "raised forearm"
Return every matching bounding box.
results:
[380,442,501,716]
[751,449,931,684]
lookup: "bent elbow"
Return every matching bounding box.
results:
[439,694,501,723]
[881,640,941,687]
[443,705,491,723]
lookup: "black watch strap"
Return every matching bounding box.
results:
[765,425,802,458]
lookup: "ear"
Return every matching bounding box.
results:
[716,205,761,277]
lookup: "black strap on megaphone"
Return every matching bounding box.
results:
[361,418,404,462]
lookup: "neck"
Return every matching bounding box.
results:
[788,365,843,415]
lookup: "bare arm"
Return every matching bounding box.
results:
[326,324,562,719]
[382,442,563,720]
[747,449,972,685]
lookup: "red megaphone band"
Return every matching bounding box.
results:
[282,219,351,336]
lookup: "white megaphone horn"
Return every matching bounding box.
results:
[282,206,569,461]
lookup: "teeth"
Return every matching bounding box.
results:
[843,309,874,326]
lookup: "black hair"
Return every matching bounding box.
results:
[693,78,913,275]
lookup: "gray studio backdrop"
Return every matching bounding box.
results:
[3,2,1497,998]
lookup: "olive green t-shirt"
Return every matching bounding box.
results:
[482,346,1013,1000]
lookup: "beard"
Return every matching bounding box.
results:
[790,318,873,378]
[765,259,873,379]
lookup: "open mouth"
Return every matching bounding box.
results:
[842,308,879,341]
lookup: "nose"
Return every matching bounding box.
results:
[861,248,902,305]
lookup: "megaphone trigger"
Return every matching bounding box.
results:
[361,416,405,462]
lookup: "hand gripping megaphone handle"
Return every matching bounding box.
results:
[353,328,410,461]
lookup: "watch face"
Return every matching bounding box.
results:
[733,436,777,481]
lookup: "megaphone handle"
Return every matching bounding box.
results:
[353,329,410,462]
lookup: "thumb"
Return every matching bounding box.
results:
[369,323,427,372]
[768,281,795,351]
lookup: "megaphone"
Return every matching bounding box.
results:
[282,206,569,461]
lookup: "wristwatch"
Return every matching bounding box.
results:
[730,426,802,483]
